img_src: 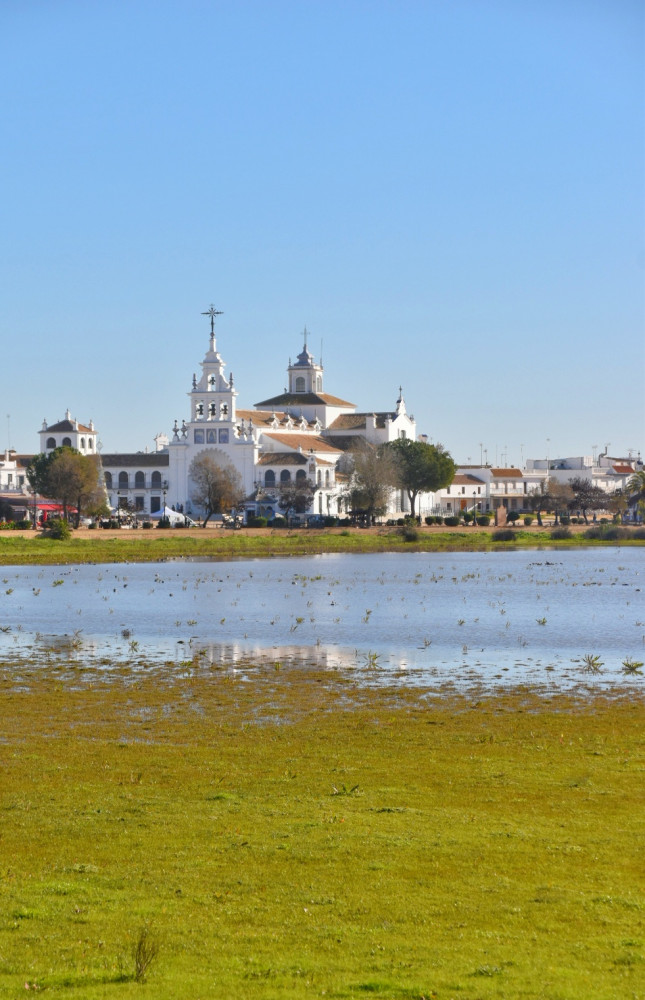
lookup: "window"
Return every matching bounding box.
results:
[62,437,71,447]
[207,430,216,443]
[80,438,85,449]
[150,497,161,513]
[46,437,56,449]
[118,471,129,489]
[7,474,12,485]
[135,496,144,511]
[280,469,291,483]
[88,439,93,450]
[325,470,330,486]
[151,471,162,488]
[296,469,306,481]
[134,471,145,489]
[104,472,113,488]
[295,376,305,392]
[264,470,275,487]
[219,429,229,444]
[194,430,204,444]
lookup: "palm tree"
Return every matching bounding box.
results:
[627,470,645,522]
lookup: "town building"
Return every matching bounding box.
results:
[2,313,642,524]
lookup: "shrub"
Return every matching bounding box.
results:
[132,925,159,983]
[493,529,515,542]
[551,526,572,539]
[584,525,629,541]
[443,516,460,527]
[157,517,172,529]
[523,516,533,526]
[324,516,338,527]
[270,516,287,528]
[45,518,71,540]
[560,515,571,525]
[398,524,419,542]
[142,521,154,529]
[477,515,491,526]
[424,516,433,525]
[463,511,474,524]
[507,511,520,523]
[246,516,268,528]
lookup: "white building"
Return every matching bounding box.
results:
[158,320,417,521]
[40,411,98,456]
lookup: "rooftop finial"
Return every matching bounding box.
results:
[202,304,223,336]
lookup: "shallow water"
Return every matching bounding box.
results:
[0,548,643,690]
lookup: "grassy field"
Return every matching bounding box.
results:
[0,523,643,565]
[1,655,643,999]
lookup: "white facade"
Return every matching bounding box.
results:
[40,410,98,455]
[160,322,418,520]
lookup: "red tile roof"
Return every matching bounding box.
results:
[263,432,342,455]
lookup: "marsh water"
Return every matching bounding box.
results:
[1,548,643,690]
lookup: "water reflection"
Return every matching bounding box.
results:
[0,549,643,690]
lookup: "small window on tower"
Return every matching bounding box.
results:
[295,376,305,393]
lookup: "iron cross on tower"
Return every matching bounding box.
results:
[202,304,223,335]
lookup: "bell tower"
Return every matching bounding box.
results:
[187,306,237,438]
[287,327,324,395]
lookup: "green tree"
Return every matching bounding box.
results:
[189,451,245,526]
[627,470,645,521]
[385,439,456,520]
[27,447,103,527]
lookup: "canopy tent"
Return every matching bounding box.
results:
[148,506,187,524]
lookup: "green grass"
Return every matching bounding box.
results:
[0,656,643,998]
[1,525,643,565]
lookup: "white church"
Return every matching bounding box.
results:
[49,312,417,521]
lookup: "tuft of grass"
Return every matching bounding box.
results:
[621,657,644,675]
[581,653,604,674]
[132,924,159,983]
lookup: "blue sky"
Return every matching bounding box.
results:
[2,0,643,465]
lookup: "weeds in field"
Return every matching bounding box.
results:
[621,657,643,675]
[132,925,159,983]
[581,653,604,674]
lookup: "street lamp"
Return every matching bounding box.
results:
[162,481,167,515]
[473,491,478,526]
